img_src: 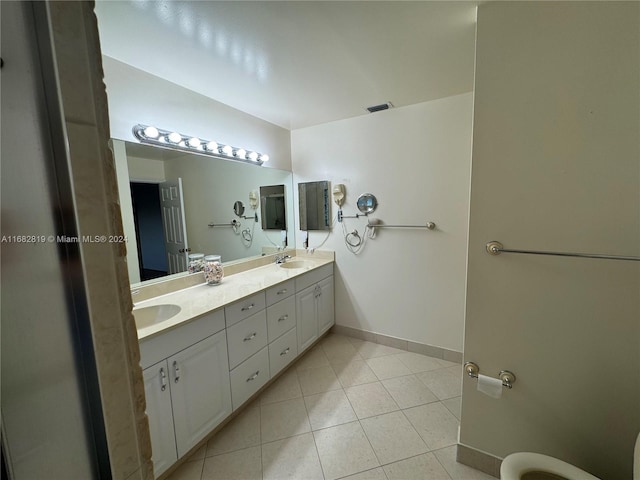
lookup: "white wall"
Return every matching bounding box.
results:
[127,156,166,183]
[102,56,292,171]
[292,93,473,352]
[462,3,640,478]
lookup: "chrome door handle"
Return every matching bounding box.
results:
[277,288,287,295]
[280,347,290,356]
[246,370,260,382]
[160,367,167,391]
[241,303,255,312]
[243,332,257,342]
[173,360,180,383]
[278,314,288,322]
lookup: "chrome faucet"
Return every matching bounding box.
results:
[275,254,291,264]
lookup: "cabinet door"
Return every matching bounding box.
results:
[296,284,318,352]
[143,361,177,478]
[169,330,232,458]
[317,276,335,336]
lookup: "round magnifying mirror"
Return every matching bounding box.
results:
[356,193,378,214]
[233,200,245,217]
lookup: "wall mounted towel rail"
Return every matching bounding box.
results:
[208,219,240,228]
[368,222,436,230]
[486,241,640,262]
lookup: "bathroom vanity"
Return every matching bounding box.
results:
[133,255,334,477]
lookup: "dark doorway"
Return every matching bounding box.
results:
[130,182,168,281]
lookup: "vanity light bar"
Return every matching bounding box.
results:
[132,124,269,166]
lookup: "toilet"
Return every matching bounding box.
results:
[500,433,640,480]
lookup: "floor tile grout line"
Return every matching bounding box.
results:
[299,381,328,480]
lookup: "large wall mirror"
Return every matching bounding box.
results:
[113,139,295,286]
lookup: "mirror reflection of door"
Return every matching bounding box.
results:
[130,178,189,281]
[159,179,189,274]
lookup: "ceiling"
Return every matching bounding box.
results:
[95,1,477,130]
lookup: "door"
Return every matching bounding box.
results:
[317,276,335,336]
[159,178,188,274]
[1,2,109,478]
[143,362,177,478]
[169,331,232,457]
[296,284,318,352]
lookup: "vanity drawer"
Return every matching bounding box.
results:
[269,327,298,377]
[266,295,296,342]
[226,310,267,370]
[295,263,333,291]
[265,279,295,306]
[225,292,266,327]
[230,347,269,410]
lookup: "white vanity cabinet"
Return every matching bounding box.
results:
[295,264,334,352]
[140,311,232,478]
[138,260,334,478]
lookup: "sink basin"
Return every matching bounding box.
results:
[279,260,311,269]
[133,304,181,329]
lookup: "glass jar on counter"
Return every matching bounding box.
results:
[204,254,223,286]
[188,253,205,274]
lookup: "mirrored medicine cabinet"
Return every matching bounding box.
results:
[298,180,331,231]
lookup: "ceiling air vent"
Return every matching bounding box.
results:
[366,102,394,113]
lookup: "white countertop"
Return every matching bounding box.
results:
[134,256,334,340]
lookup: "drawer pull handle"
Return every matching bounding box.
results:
[246,370,260,382]
[243,332,257,342]
[160,367,167,392]
[280,347,290,356]
[241,303,255,312]
[278,314,289,322]
[277,288,288,295]
[173,361,180,383]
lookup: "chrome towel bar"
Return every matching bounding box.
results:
[368,222,436,230]
[486,241,640,262]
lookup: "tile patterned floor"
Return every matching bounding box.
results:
[165,333,495,480]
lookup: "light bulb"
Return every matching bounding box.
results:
[143,126,159,138]
[187,137,201,148]
[248,151,259,161]
[235,148,246,158]
[259,154,269,163]
[222,145,233,155]
[167,132,182,144]
[206,141,218,151]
